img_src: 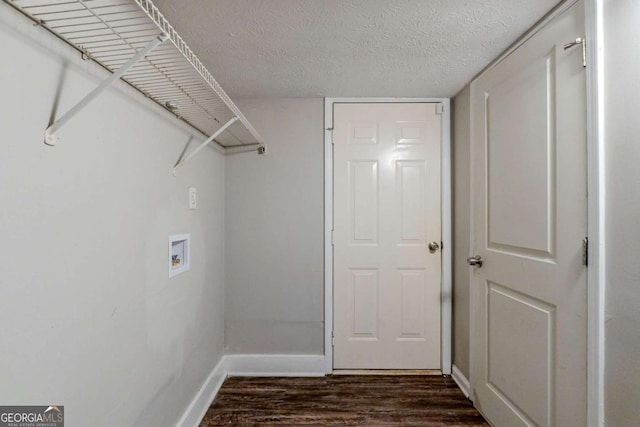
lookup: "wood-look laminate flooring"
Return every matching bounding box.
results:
[200,375,489,426]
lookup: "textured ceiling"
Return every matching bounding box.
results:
[152,0,560,98]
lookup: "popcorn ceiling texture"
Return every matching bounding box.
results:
[152,0,560,98]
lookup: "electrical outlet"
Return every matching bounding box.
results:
[189,187,197,209]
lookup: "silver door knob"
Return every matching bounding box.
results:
[467,255,483,267]
[428,241,440,253]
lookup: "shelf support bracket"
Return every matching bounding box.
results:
[174,117,239,170]
[44,33,168,146]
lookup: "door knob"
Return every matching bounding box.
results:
[428,241,440,253]
[467,255,483,267]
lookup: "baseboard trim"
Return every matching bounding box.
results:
[451,364,471,399]
[176,356,227,427]
[225,354,326,377]
[177,354,326,426]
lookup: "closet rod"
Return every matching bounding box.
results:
[45,33,168,146]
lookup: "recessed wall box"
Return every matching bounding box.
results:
[169,234,190,277]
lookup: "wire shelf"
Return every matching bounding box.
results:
[6,0,265,151]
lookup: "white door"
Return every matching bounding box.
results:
[470,2,587,426]
[333,103,442,369]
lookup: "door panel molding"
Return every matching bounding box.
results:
[324,98,452,375]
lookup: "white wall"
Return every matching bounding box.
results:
[0,6,225,426]
[224,98,324,354]
[603,0,640,425]
[452,86,471,378]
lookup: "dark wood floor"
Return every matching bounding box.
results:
[200,375,489,426]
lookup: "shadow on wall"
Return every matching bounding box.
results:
[46,61,68,141]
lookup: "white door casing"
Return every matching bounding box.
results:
[332,102,443,369]
[470,2,587,426]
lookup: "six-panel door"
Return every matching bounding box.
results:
[333,103,442,369]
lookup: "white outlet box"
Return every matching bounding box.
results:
[189,187,197,209]
[169,234,190,277]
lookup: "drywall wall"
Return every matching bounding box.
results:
[225,98,324,354]
[603,0,640,424]
[0,5,225,426]
[452,86,471,379]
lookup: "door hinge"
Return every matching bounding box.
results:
[331,229,335,245]
[582,237,589,267]
[331,332,335,346]
[327,126,334,144]
[435,103,444,115]
[563,36,586,68]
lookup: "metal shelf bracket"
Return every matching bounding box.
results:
[44,33,168,146]
[174,116,239,171]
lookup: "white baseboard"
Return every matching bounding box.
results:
[177,354,326,427]
[176,356,227,427]
[225,354,326,377]
[451,364,471,399]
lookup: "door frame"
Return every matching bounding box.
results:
[323,97,452,375]
[466,0,604,425]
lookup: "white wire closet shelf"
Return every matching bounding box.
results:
[6,0,265,156]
